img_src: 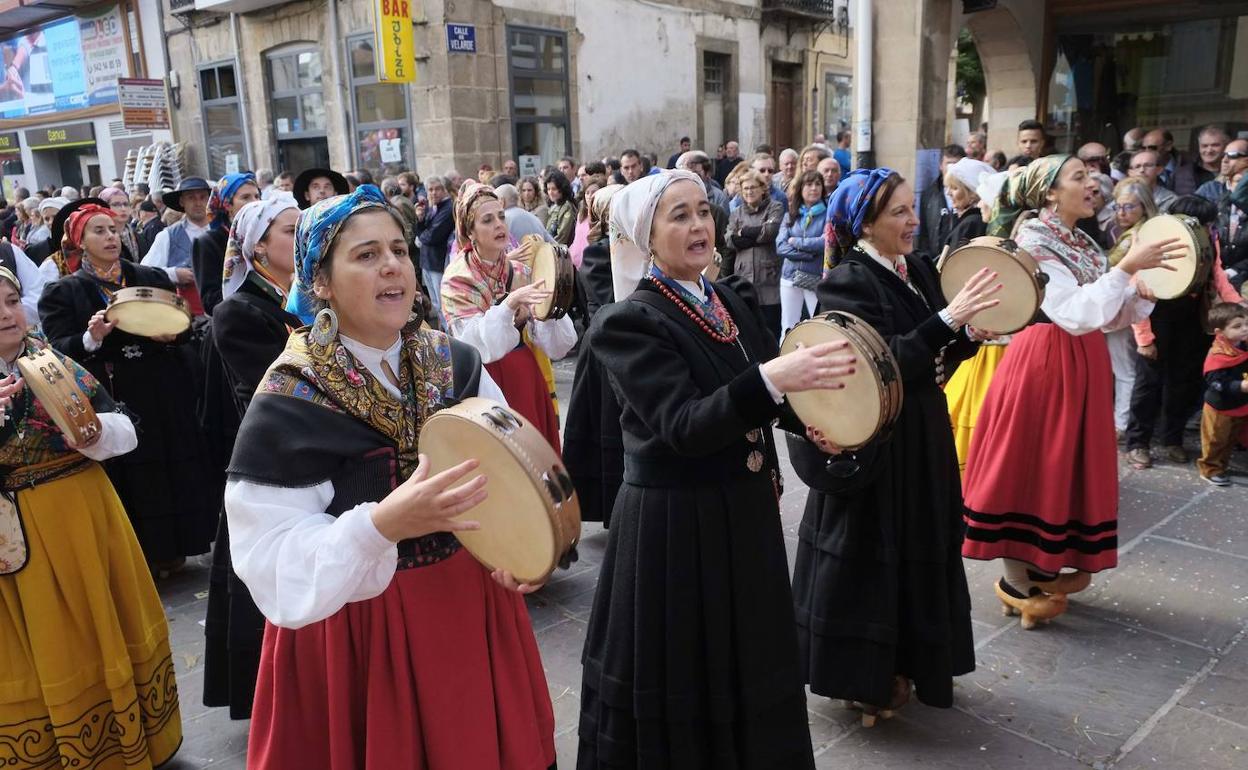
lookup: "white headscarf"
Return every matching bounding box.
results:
[221,192,299,300]
[38,197,68,215]
[948,158,997,196]
[975,170,1010,210]
[27,197,67,245]
[608,170,703,301]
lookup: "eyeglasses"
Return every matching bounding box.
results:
[741,184,762,191]
[1081,155,1107,164]
[1142,144,1164,151]
[1227,151,1248,160]
[1116,202,1141,212]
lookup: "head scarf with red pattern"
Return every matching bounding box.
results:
[65,203,122,284]
[442,183,536,327]
[63,204,113,253]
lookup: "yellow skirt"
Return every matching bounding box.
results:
[0,463,182,769]
[945,344,1008,476]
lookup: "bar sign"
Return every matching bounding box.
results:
[375,0,416,83]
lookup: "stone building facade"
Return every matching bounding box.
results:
[161,0,855,179]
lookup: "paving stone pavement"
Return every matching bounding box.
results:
[158,357,1248,769]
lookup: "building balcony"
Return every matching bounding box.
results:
[761,0,839,22]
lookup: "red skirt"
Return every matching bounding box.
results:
[486,345,562,453]
[246,549,556,770]
[962,323,1119,573]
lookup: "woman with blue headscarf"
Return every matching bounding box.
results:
[790,168,1001,725]
[195,172,260,316]
[226,186,553,769]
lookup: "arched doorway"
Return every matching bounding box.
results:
[963,6,1038,157]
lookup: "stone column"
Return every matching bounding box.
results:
[868,0,953,179]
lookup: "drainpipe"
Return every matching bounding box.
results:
[327,0,352,169]
[230,12,255,170]
[152,0,179,142]
[853,0,873,168]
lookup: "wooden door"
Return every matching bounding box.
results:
[772,80,795,150]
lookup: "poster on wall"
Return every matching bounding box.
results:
[0,4,129,120]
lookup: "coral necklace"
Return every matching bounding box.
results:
[646,273,739,344]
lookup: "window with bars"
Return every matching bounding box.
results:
[704,52,728,96]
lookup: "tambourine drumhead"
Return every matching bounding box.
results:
[105,287,192,337]
[940,237,1042,335]
[419,398,579,584]
[529,240,560,320]
[1135,215,1206,300]
[525,235,574,321]
[16,349,101,447]
[780,312,899,450]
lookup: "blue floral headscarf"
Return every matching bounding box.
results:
[209,172,258,230]
[286,184,394,324]
[827,168,896,238]
[825,167,897,261]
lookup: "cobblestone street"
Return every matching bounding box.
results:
[160,359,1248,769]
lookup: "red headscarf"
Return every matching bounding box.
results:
[63,204,113,251]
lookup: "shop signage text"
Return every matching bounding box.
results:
[0,4,129,120]
[447,24,476,54]
[118,78,170,130]
[23,122,95,150]
[0,132,19,154]
[374,0,416,83]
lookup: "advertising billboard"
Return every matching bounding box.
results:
[0,4,129,120]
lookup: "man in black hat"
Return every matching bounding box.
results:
[141,177,212,295]
[293,168,349,210]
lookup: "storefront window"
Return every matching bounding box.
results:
[1047,13,1248,154]
[507,26,571,169]
[198,63,246,178]
[347,36,411,177]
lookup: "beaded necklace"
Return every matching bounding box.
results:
[646,265,738,344]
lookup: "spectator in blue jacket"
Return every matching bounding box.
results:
[777,169,827,334]
[414,176,455,320]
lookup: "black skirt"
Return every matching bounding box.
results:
[791,382,976,708]
[578,475,814,770]
[98,344,218,562]
[792,251,976,709]
[202,510,265,719]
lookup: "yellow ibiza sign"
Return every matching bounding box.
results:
[375,0,416,83]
